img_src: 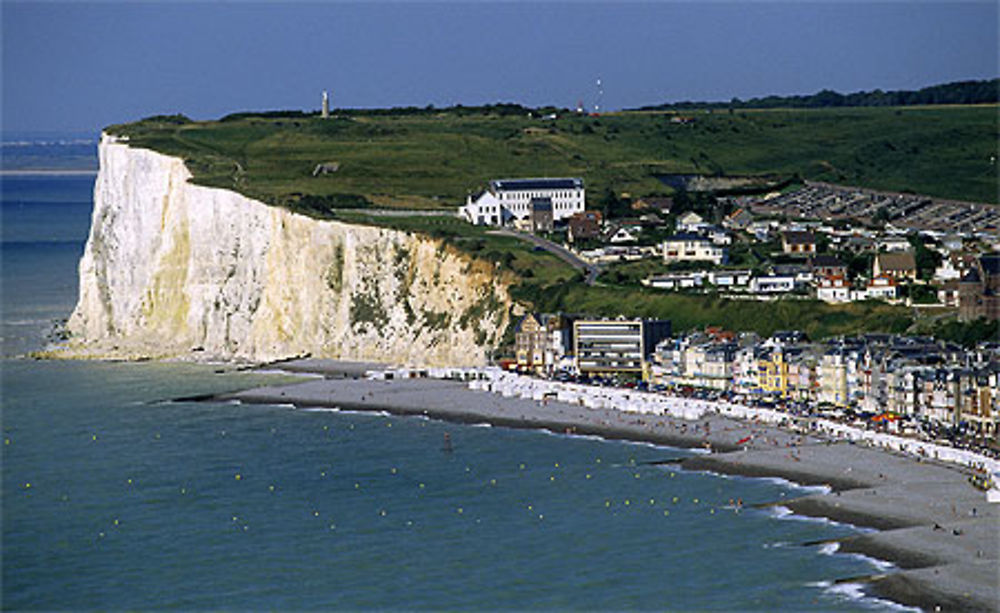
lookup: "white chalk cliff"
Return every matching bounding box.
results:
[66,134,512,365]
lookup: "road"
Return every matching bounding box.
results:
[488,228,602,284]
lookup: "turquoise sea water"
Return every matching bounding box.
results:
[1,143,903,610]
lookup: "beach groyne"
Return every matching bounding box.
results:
[62,135,512,365]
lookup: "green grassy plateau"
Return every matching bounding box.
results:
[106,105,998,342]
[109,105,998,211]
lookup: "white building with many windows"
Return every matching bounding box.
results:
[662,233,727,265]
[574,319,671,375]
[459,178,585,226]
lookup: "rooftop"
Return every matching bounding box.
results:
[875,252,917,271]
[491,178,583,191]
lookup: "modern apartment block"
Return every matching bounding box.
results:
[574,319,671,375]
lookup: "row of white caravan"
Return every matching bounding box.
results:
[468,368,1000,492]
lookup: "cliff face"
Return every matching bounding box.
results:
[66,135,511,365]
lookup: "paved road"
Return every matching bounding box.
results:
[488,228,601,284]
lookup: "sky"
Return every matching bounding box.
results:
[2,1,998,134]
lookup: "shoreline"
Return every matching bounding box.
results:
[215,362,998,612]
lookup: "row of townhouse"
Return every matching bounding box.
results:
[649,331,1000,435]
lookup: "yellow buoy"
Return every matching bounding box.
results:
[490,479,497,486]
[624,499,631,506]
[457,507,463,514]
[634,473,640,479]
[550,476,556,482]
[419,483,425,489]
[649,498,655,505]
[113,519,119,526]
[672,496,679,503]
[314,511,320,517]
[391,468,397,474]
[693,498,699,504]
[554,462,560,468]
[235,474,242,481]
[605,500,611,507]
[92,435,98,441]
[23,482,31,489]
[586,474,592,479]
[663,510,670,516]
[269,485,275,492]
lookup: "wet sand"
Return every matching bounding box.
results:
[220,370,998,612]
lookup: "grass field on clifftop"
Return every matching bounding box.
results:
[106,105,996,342]
[109,104,999,211]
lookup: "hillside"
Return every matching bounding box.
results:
[100,104,998,344]
[107,104,999,212]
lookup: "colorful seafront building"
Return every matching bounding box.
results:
[513,315,999,437]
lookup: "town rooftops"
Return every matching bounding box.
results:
[809,255,845,268]
[981,254,1000,276]
[665,232,711,242]
[490,178,583,191]
[633,196,673,211]
[783,231,816,244]
[875,252,917,272]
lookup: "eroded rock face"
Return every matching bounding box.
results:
[66,135,511,365]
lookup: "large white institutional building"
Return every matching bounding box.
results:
[459,178,585,226]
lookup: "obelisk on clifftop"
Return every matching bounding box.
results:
[322,91,330,119]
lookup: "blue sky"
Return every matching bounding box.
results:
[3,2,997,134]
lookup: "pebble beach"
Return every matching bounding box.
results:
[222,360,999,612]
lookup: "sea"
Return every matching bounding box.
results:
[1,136,910,611]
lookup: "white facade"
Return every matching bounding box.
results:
[750,276,796,294]
[460,191,503,225]
[817,276,852,303]
[709,270,752,287]
[676,212,709,233]
[662,234,727,265]
[459,178,584,226]
[866,276,898,301]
